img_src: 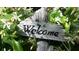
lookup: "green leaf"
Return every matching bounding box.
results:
[0,14,12,20]
[2,34,23,51]
[12,39,23,51]
[50,11,60,18]
[65,22,70,33]
[0,21,4,30]
[10,23,17,32]
[61,16,67,24]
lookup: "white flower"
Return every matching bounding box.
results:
[12,12,22,21]
[1,19,12,29]
[58,10,63,17]
[55,17,60,22]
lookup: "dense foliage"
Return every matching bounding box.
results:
[0,7,79,51]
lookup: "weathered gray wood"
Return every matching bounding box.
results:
[37,41,49,51]
[48,45,54,51]
[18,7,65,51]
[18,7,65,41]
[37,41,54,51]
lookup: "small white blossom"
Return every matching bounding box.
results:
[58,10,63,17]
[55,17,61,22]
[1,19,12,29]
[12,12,22,21]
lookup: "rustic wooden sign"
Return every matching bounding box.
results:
[18,8,65,42]
[18,19,65,41]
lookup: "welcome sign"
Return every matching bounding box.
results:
[18,19,65,41]
[18,8,65,41]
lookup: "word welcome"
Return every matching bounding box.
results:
[23,24,59,37]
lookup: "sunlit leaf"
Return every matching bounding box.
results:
[12,39,23,51]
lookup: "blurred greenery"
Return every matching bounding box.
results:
[0,7,79,51]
